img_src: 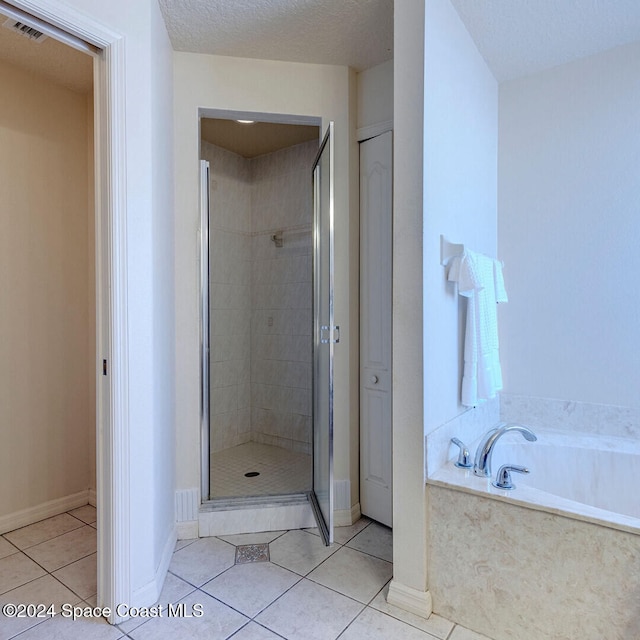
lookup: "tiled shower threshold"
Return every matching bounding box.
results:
[199,493,316,537]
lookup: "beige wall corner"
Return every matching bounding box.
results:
[391,0,429,601]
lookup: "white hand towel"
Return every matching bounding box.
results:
[448,250,507,407]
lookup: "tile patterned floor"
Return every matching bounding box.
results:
[210,442,311,499]
[0,511,495,640]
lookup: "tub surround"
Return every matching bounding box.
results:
[428,485,640,640]
[429,428,640,535]
[500,392,640,440]
[425,397,500,477]
[426,407,640,638]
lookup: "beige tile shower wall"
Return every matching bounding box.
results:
[202,141,252,452]
[250,141,317,454]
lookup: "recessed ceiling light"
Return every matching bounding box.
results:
[236,120,255,125]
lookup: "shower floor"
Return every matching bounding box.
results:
[209,442,312,500]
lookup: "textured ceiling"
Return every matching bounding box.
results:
[158,0,393,72]
[201,118,319,158]
[1,1,637,103]
[0,13,92,93]
[449,0,640,82]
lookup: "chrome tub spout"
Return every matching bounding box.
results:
[473,424,537,478]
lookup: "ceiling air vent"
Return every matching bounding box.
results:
[2,17,48,42]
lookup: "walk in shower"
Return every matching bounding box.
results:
[200,118,321,503]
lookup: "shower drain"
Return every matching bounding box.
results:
[244,471,260,477]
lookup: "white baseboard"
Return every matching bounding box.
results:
[335,502,361,527]
[130,525,177,611]
[0,490,92,535]
[387,580,433,619]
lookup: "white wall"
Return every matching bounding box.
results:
[423,0,498,433]
[499,41,640,410]
[173,53,360,512]
[149,0,176,604]
[0,57,93,522]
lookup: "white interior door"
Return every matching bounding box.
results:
[360,131,393,527]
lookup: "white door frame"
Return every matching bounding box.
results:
[6,0,130,622]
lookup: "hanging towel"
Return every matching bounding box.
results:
[448,250,507,407]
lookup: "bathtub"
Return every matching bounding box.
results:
[426,427,640,640]
[429,427,640,534]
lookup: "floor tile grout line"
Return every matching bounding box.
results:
[362,598,447,640]
[302,570,389,609]
[6,610,52,640]
[0,535,23,556]
[3,519,87,552]
[49,568,97,604]
[1,546,96,604]
[24,546,97,576]
[327,596,368,640]
[235,618,289,640]
[343,545,392,564]
[0,547,63,595]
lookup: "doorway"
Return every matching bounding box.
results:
[0,0,133,621]
[199,115,336,544]
[0,1,98,600]
[200,117,319,501]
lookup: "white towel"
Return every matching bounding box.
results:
[448,250,507,407]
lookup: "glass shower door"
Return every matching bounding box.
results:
[311,122,335,545]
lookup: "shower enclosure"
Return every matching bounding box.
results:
[199,116,335,543]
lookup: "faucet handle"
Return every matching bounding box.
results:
[492,464,529,490]
[450,438,472,468]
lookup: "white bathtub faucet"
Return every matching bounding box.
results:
[473,423,537,477]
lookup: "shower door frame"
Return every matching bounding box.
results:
[199,159,211,500]
[199,109,324,505]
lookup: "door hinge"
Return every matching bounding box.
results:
[102,359,108,376]
[320,325,340,344]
